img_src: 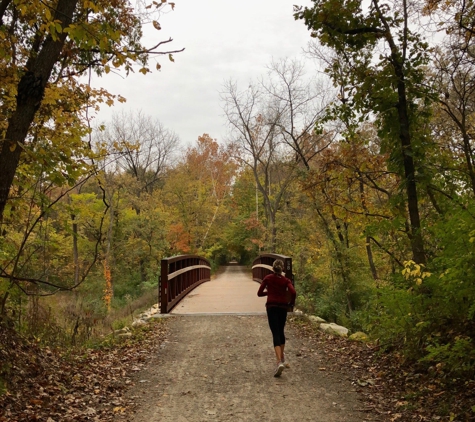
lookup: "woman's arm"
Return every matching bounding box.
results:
[257,280,268,297]
[287,279,296,304]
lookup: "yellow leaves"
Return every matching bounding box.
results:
[139,67,150,74]
[402,260,431,285]
[83,0,103,13]
[42,85,62,105]
[169,54,174,62]
[17,4,28,15]
[99,36,110,50]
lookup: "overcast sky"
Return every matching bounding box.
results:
[91,0,314,146]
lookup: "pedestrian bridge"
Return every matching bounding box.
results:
[159,254,293,314]
[171,265,266,314]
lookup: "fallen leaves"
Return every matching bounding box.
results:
[0,320,169,421]
[291,316,475,421]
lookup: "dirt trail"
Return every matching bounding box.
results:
[126,315,380,421]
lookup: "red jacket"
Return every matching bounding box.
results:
[257,273,296,308]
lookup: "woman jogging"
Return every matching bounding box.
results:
[257,259,296,377]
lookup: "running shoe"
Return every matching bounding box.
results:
[274,362,285,377]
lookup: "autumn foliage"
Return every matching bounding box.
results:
[3,0,475,418]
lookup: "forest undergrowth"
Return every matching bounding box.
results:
[292,318,475,422]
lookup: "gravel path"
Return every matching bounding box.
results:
[125,314,380,422]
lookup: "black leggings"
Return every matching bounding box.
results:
[266,306,288,347]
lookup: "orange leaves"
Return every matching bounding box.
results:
[167,223,191,253]
[103,260,113,312]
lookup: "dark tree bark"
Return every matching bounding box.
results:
[373,0,426,264]
[392,51,426,265]
[0,0,79,221]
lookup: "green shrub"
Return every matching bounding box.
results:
[422,337,475,378]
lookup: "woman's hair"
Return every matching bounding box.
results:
[272,259,284,274]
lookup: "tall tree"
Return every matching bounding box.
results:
[432,43,475,198]
[0,0,182,222]
[98,110,179,210]
[222,60,328,250]
[295,0,433,264]
[94,111,178,283]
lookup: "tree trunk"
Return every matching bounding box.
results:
[0,291,9,316]
[374,0,426,264]
[0,0,79,221]
[461,132,475,197]
[72,214,79,285]
[359,181,378,280]
[365,236,378,280]
[395,71,426,264]
[315,205,354,315]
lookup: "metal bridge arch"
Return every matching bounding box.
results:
[159,255,211,313]
[252,253,293,285]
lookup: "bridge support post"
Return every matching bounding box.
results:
[160,259,169,314]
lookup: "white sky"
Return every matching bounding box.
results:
[91,0,314,146]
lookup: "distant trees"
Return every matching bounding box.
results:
[162,134,237,256]
[94,110,180,285]
[222,58,331,251]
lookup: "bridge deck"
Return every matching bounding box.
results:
[171,265,266,314]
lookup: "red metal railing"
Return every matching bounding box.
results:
[252,253,293,285]
[159,255,211,313]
